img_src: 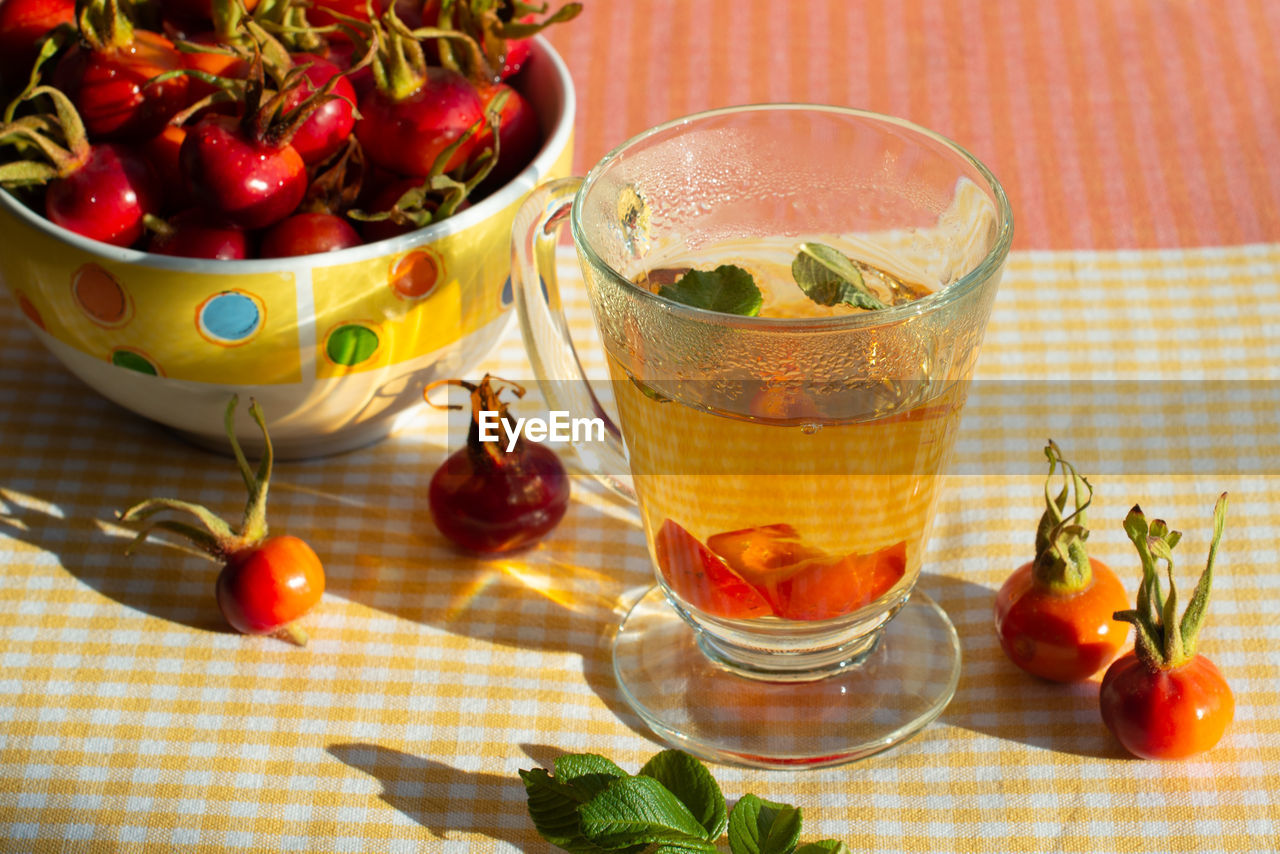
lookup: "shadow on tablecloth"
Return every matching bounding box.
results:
[328,742,545,849]
[1,379,246,635]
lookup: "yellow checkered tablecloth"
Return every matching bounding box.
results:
[0,243,1277,852]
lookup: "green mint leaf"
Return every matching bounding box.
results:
[727,794,803,854]
[579,775,719,852]
[657,265,763,316]
[639,750,727,840]
[796,842,853,854]
[519,768,615,853]
[554,753,630,800]
[791,243,888,311]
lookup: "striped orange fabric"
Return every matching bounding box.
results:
[2,243,1278,851]
[542,0,1280,250]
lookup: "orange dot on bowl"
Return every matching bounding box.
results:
[390,250,442,300]
[16,292,44,330]
[72,263,129,325]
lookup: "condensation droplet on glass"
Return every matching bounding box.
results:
[617,184,651,262]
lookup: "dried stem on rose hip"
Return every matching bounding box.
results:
[119,398,273,556]
[117,397,325,645]
[1033,439,1095,594]
[347,90,506,228]
[343,7,510,227]
[425,374,527,466]
[0,59,163,247]
[1116,493,1229,671]
[0,41,92,186]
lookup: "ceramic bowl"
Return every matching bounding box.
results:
[0,38,574,458]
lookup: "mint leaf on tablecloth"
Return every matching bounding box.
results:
[791,242,888,311]
[578,774,718,852]
[521,749,854,853]
[796,842,853,854]
[658,265,763,316]
[554,753,629,799]
[727,793,803,854]
[639,749,728,840]
[519,767,616,854]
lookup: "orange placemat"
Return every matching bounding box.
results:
[541,0,1280,251]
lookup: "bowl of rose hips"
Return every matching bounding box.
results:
[0,0,578,457]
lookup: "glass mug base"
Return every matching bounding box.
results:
[612,586,962,770]
[685,592,909,682]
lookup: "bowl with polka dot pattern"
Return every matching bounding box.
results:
[0,39,574,458]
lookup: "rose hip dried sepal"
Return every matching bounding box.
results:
[118,396,324,645]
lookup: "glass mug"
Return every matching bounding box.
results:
[512,105,1012,768]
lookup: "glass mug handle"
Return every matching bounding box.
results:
[511,177,635,502]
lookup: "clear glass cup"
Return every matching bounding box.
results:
[512,105,1012,768]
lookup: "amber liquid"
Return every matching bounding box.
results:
[610,356,964,626]
[612,237,965,628]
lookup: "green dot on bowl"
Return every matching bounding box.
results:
[326,324,379,366]
[111,350,158,375]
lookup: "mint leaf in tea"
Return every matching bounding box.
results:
[657,264,764,316]
[641,239,935,318]
[792,242,889,310]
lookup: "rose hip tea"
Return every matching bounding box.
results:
[609,232,971,653]
[513,105,1011,766]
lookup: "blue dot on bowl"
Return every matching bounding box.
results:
[200,291,261,342]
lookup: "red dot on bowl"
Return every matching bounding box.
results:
[72,263,129,326]
[390,250,442,300]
